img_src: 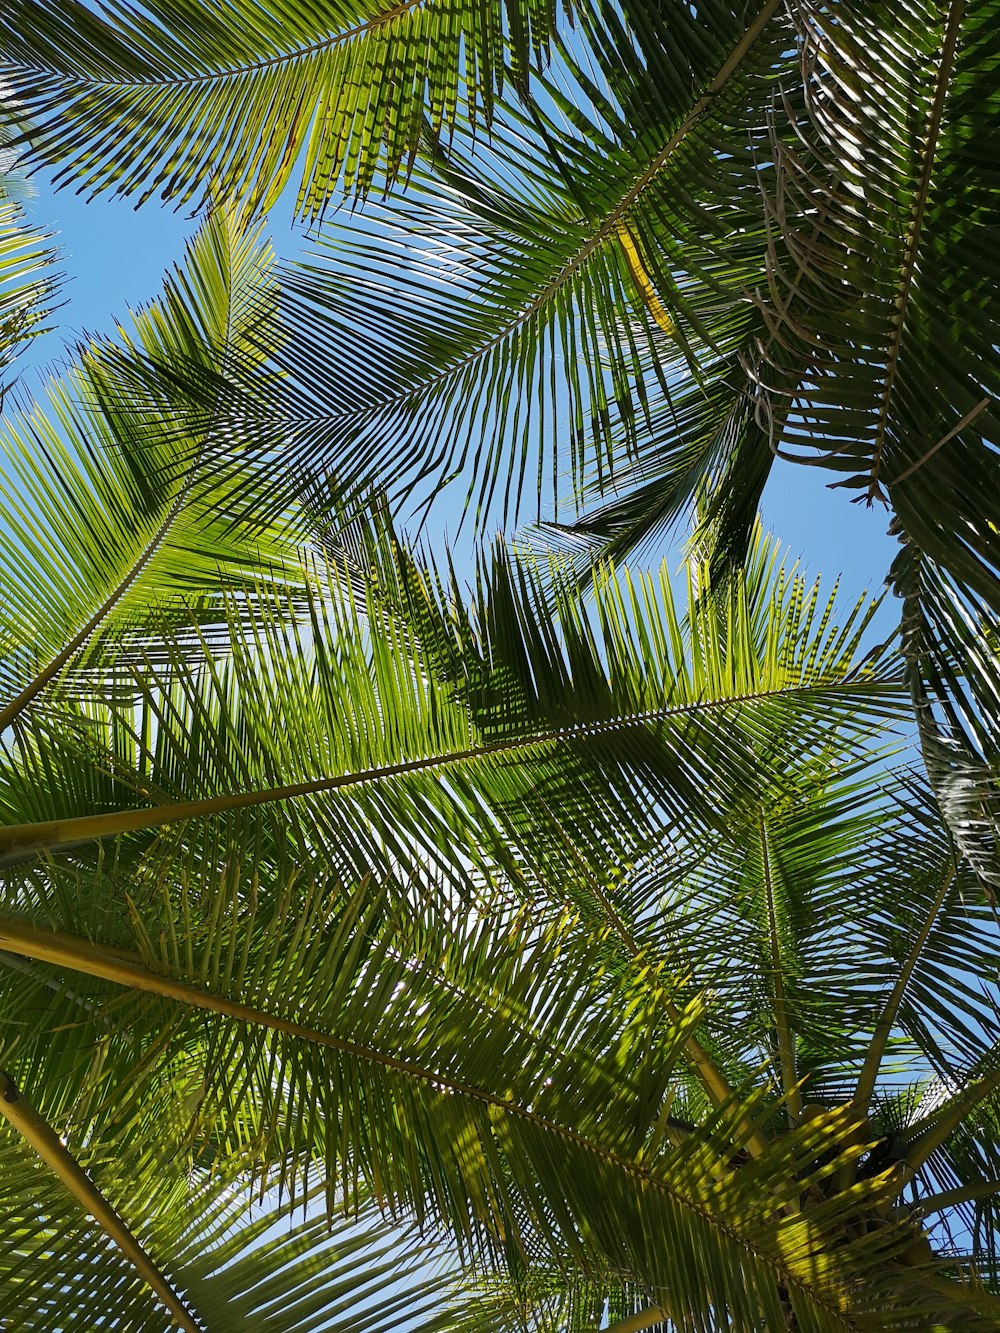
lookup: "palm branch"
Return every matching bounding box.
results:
[2,1,1000,1322]
[0,202,310,732]
[0,197,56,385]
[0,0,561,217]
[732,0,1000,896]
[1,507,998,1323]
[0,1138,519,1332]
[105,1,784,539]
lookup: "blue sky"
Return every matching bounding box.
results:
[17,170,901,629]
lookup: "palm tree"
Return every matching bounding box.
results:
[0,0,999,1325]
[8,0,996,887]
[0,209,994,1326]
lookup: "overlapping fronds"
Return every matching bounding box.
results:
[752,0,1000,502]
[181,2,788,536]
[4,0,1000,1320]
[0,202,308,731]
[1,504,999,1319]
[0,850,994,1327]
[548,0,1000,586]
[0,525,904,870]
[0,0,560,217]
[0,1141,508,1332]
[692,0,1000,877]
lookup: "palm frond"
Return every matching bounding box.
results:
[0,522,997,1323]
[891,537,1000,896]
[0,1067,200,1330]
[750,0,1000,510]
[0,524,904,870]
[0,872,987,1329]
[0,1137,514,1332]
[0,198,57,383]
[184,2,790,539]
[749,0,1000,558]
[718,0,1000,882]
[0,0,560,218]
[0,86,34,200]
[0,202,307,731]
[556,0,1000,582]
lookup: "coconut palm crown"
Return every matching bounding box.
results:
[0,1,1000,1328]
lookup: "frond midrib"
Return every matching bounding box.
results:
[0,674,904,858]
[0,477,193,731]
[276,0,783,424]
[0,216,260,732]
[0,915,881,1330]
[12,0,427,90]
[870,0,967,495]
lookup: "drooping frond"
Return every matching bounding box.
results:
[180,2,790,538]
[0,1138,515,1333]
[0,0,561,217]
[1,851,996,1328]
[892,536,1000,902]
[1,520,998,1321]
[751,0,1000,503]
[0,1067,199,1330]
[0,524,904,869]
[703,0,1000,874]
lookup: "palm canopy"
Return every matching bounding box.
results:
[3,1,998,549]
[211,0,1000,907]
[12,0,995,591]
[2,0,1000,1327]
[35,0,995,896]
[1,513,999,1325]
[0,102,57,388]
[0,204,306,729]
[0,216,999,1322]
[156,0,789,536]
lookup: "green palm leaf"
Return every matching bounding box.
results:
[705,0,1000,874]
[0,1136,512,1332]
[0,202,306,730]
[0,864,988,1329]
[185,1,787,536]
[0,525,903,870]
[1,521,998,1323]
[0,825,997,1325]
[0,0,559,217]
[750,0,1000,507]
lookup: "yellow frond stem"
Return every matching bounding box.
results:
[614,221,675,336]
[0,1070,200,1332]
